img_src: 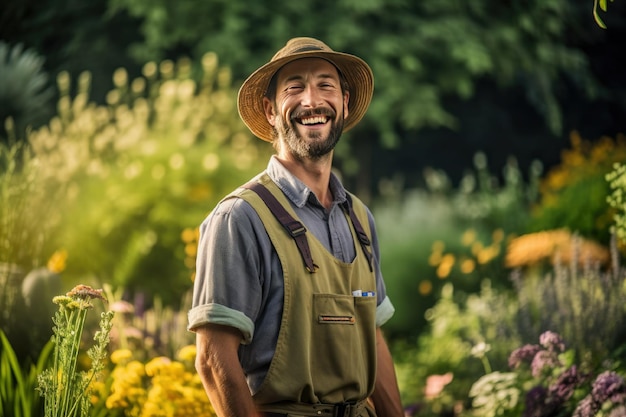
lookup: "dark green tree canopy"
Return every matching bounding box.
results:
[2,0,624,194]
[110,0,598,146]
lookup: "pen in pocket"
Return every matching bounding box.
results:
[352,290,375,297]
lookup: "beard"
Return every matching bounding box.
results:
[273,108,344,161]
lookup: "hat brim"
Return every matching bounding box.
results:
[237,50,374,142]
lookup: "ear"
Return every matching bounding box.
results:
[343,91,350,120]
[263,97,276,126]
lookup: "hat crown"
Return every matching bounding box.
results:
[271,38,333,62]
[238,37,374,142]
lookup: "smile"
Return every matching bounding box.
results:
[298,116,329,125]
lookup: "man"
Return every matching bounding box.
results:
[188,37,404,417]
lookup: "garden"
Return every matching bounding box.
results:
[2,1,626,416]
[1,53,625,416]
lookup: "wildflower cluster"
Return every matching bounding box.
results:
[92,345,215,417]
[573,371,626,417]
[470,331,626,417]
[37,284,114,417]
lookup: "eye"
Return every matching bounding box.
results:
[319,81,338,90]
[285,83,303,92]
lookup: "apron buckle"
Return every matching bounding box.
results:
[333,402,358,417]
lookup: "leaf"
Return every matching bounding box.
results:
[593,0,608,29]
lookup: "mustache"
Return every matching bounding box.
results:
[290,108,336,121]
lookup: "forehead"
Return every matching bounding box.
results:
[275,58,340,83]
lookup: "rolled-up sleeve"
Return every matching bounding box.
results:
[187,198,266,344]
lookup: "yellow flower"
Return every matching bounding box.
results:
[180,227,198,243]
[111,349,133,365]
[418,280,433,296]
[461,229,476,246]
[460,258,476,274]
[47,249,68,273]
[177,345,197,362]
[436,254,455,279]
[145,356,172,377]
[505,229,610,268]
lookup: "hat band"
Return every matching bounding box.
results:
[293,46,325,53]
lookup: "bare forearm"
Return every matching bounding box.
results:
[197,358,256,416]
[370,328,404,417]
[195,324,259,417]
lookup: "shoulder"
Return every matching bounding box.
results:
[201,194,264,238]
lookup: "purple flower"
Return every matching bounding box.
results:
[531,350,560,378]
[539,331,566,353]
[572,395,599,417]
[509,344,542,369]
[548,365,585,404]
[591,371,626,404]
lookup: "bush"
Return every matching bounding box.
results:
[397,235,626,416]
[530,132,626,244]
[19,53,271,305]
[376,153,540,339]
[394,282,520,415]
[90,345,215,417]
[0,42,54,139]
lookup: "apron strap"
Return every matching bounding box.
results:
[242,181,319,273]
[342,194,373,272]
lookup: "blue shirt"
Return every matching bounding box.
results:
[188,156,395,393]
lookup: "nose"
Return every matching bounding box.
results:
[301,85,323,108]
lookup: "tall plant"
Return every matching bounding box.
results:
[36,285,114,417]
[607,162,626,249]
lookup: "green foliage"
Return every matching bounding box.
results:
[0,137,62,362]
[0,42,54,139]
[0,328,53,417]
[607,163,626,247]
[23,54,270,304]
[593,0,615,28]
[530,132,626,244]
[394,282,521,414]
[109,0,596,146]
[375,153,539,338]
[0,138,51,269]
[468,371,520,417]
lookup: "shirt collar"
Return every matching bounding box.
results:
[265,155,348,209]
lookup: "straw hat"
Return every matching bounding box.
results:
[237,37,374,142]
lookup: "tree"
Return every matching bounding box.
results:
[105,0,618,197]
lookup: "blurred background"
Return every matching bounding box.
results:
[1,1,626,416]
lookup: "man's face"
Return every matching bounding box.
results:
[263,58,350,161]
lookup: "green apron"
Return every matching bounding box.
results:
[233,173,378,417]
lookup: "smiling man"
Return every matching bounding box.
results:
[188,37,404,417]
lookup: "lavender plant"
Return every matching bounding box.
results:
[510,233,626,367]
[36,285,114,417]
[470,331,626,417]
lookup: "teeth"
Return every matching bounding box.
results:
[300,116,327,125]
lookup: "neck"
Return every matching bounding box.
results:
[275,152,334,209]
